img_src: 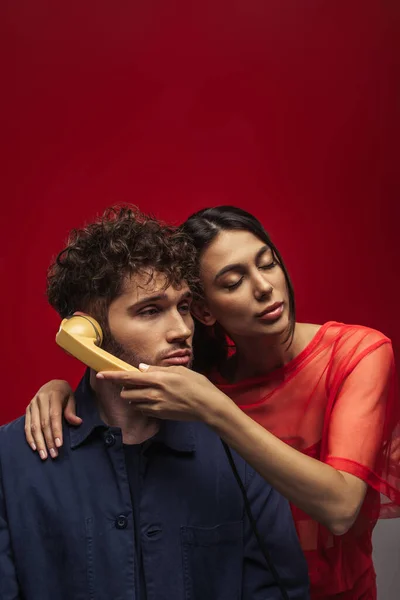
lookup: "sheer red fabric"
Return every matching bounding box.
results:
[212,322,400,599]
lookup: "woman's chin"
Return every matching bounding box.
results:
[252,315,290,338]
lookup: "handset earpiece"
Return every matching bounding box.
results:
[56,315,138,372]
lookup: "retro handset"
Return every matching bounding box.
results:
[56,315,138,372]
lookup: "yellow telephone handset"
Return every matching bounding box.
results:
[56,315,138,372]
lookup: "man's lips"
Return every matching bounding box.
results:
[161,350,192,365]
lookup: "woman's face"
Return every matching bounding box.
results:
[199,230,290,340]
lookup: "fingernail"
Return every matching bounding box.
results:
[55,438,62,448]
[30,443,37,451]
[139,363,149,371]
[49,448,58,458]
[96,373,105,379]
[39,450,47,460]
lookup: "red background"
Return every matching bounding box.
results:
[1,1,398,424]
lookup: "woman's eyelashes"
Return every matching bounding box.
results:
[223,262,277,291]
[259,261,277,271]
[225,277,243,291]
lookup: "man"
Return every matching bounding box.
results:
[0,206,309,599]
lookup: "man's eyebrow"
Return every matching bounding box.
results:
[127,293,168,311]
[214,246,270,281]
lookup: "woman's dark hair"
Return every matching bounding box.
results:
[182,205,296,374]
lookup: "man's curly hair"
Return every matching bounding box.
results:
[47,205,198,326]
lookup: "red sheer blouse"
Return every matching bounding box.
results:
[212,322,400,599]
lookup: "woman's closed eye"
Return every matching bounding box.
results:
[223,262,277,290]
[224,277,244,291]
[259,261,277,271]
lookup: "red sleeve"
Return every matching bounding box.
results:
[324,337,400,516]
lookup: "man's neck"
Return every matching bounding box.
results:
[89,370,160,444]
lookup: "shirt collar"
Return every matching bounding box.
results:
[153,419,196,453]
[69,370,107,449]
[69,369,196,453]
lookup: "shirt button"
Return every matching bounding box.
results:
[115,515,128,530]
[104,433,116,447]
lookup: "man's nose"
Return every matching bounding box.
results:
[166,313,193,343]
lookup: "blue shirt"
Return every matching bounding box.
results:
[0,373,309,600]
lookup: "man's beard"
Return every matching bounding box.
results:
[102,337,143,369]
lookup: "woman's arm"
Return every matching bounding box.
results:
[97,365,370,535]
[206,398,366,535]
[203,341,396,534]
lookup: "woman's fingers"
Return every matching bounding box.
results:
[28,399,49,460]
[24,406,36,451]
[37,394,58,458]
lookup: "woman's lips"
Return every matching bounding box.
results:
[256,302,284,322]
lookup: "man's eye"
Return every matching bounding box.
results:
[139,308,159,317]
[179,303,191,313]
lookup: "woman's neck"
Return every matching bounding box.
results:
[225,322,320,383]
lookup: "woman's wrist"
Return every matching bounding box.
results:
[200,389,240,430]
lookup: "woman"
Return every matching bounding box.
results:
[25,206,400,599]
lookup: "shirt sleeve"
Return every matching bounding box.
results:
[242,467,310,599]
[0,458,22,599]
[324,339,400,510]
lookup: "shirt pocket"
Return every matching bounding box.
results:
[181,521,243,600]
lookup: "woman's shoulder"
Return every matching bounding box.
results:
[304,322,393,370]
[295,323,394,389]
[317,321,390,344]
[295,321,392,362]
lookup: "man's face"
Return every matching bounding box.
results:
[104,271,194,368]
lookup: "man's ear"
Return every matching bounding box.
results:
[191,301,217,326]
[73,311,90,317]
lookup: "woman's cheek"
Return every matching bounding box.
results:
[221,297,248,321]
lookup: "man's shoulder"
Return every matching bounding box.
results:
[0,414,31,459]
[0,415,37,478]
[190,421,260,486]
[190,420,222,446]
[0,414,26,439]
